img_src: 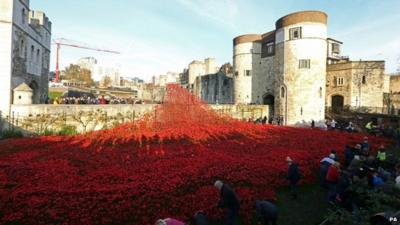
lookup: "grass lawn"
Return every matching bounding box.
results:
[211,184,329,225]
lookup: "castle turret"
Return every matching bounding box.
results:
[274,11,328,125]
[233,34,262,104]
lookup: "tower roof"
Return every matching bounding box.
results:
[14,82,33,92]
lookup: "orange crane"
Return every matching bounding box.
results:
[53,38,121,82]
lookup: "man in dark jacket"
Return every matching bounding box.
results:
[214,180,240,225]
[286,157,301,199]
[254,200,278,225]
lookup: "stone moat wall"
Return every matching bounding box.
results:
[0,104,268,134]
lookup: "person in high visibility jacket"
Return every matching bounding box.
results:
[376,145,386,167]
[365,121,373,132]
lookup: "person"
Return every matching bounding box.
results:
[194,211,209,225]
[254,200,278,225]
[286,157,301,199]
[331,149,339,161]
[156,218,186,225]
[348,155,362,175]
[344,145,355,167]
[335,170,351,203]
[365,121,374,133]
[330,119,337,130]
[346,121,355,133]
[99,95,106,105]
[326,162,340,203]
[396,126,400,148]
[372,171,384,188]
[395,176,400,190]
[311,120,315,128]
[361,136,370,151]
[262,116,267,125]
[376,145,386,167]
[214,180,240,225]
[320,154,336,188]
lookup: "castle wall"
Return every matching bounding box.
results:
[0,0,14,116]
[1,104,268,134]
[327,61,386,109]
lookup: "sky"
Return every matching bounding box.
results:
[31,0,400,82]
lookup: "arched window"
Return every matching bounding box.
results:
[281,87,285,98]
[36,49,40,63]
[362,75,366,84]
[30,45,34,60]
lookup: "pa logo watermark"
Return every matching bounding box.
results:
[390,216,398,224]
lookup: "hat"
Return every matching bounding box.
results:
[329,153,335,159]
[214,180,223,190]
[286,156,293,162]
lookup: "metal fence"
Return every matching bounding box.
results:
[326,106,399,116]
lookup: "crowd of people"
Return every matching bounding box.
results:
[318,136,400,223]
[47,96,140,105]
[154,135,400,225]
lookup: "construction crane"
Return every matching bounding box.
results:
[53,38,121,82]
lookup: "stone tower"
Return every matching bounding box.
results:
[274,11,327,125]
[232,34,262,104]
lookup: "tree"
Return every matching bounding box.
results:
[61,64,94,87]
[101,76,112,88]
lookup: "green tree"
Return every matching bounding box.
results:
[61,64,94,87]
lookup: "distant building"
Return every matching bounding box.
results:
[197,71,233,104]
[0,0,52,115]
[187,58,219,92]
[77,57,121,87]
[390,74,400,93]
[152,72,180,87]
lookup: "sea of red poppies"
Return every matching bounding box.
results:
[0,85,389,225]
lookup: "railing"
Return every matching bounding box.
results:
[326,106,399,115]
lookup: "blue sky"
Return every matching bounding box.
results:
[31,0,400,81]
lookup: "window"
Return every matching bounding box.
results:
[245,70,252,76]
[234,71,239,76]
[20,40,24,57]
[362,75,366,84]
[336,77,344,86]
[289,27,302,40]
[332,43,340,54]
[30,45,34,60]
[36,49,40,63]
[21,9,26,24]
[281,87,285,98]
[266,42,274,54]
[299,59,310,69]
